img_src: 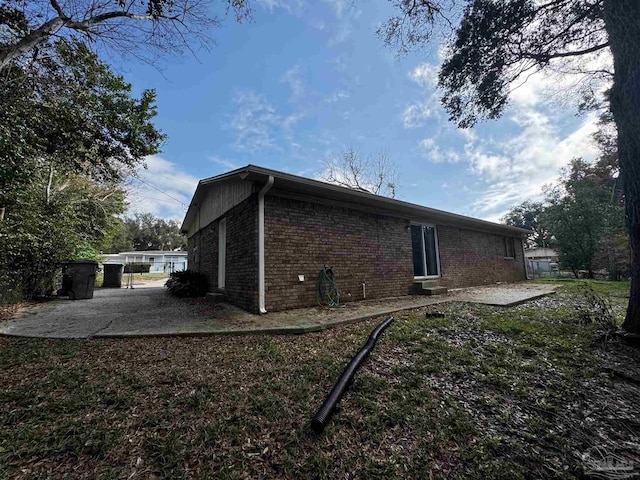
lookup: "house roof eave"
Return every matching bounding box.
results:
[181,164,532,237]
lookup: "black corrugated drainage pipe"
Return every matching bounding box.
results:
[311,316,394,434]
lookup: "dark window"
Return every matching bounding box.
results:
[504,237,515,258]
[411,224,440,276]
[424,226,438,276]
[411,225,426,277]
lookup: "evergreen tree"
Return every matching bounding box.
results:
[0,39,164,302]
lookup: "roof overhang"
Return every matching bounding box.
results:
[181,165,531,237]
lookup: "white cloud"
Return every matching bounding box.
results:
[229,90,279,153]
[465,146,512,180]
[280,65,304,101]
[402,54,609,222]
[255,0,303,13]
[419,138,461,163]
[402,101,435,128]
[323,2,361,46]
[322,0,348,18]
[329,53,349,75]
[127,155,199,221]
[508,68,581,110]
[458,128,477,142]
[229,89,304,153]
[467,111,600,220]
[507,110,599,174]
[408,63,438,88]
[281,112,305,140]
[327,21,353,46]
[325,90,351,103]
[507,50,612,110]
[209,156,241,171]
[403,66,603,221]
[471,179,542,220]
[402,62,442,128]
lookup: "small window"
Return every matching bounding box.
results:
[504,237,515,258]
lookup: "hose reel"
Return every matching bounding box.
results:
[317,265,340,307]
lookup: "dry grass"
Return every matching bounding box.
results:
[0,301,36,323]
[1,281,640,479]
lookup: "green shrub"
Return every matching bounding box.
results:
[124,263,151,274]
[165,270,208,297]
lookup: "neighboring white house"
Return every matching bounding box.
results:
[524,247,559,275]
[524,247,559,262]
[102,250,188,272]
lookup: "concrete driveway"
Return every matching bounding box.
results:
[0,283,557,339]
[0,284,220,338]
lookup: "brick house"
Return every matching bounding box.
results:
[181,165,529,313]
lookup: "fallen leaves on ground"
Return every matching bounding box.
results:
[1,283,639,479]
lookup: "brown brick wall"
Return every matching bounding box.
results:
[187,195,259,312]
[264,195,414,312]
[187,216,218,290]
[187,234,198,275]
[225,196,259,311]
[436,225,526,288]
[187,191,526,313]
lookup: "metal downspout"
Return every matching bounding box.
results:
[258,176,274,314]
[522,237,531,279]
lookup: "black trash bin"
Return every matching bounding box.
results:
[102,263,124,288]
[60,260,98,300]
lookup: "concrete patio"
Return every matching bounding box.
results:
[0,282,557,339]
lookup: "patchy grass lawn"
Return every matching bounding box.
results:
[532,278,631,300]
[2,281,640,479]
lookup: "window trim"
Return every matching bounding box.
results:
[411,222,441,279]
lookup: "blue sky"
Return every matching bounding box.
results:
[122,0,606,223]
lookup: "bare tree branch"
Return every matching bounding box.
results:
[522,42,610,62]
[320,147,399,198]
[49,0,67,19]
[0,0,252,71]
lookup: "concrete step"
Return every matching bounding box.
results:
[206,292,225,303]
[413,279,439,288]
[412,280,443,294]
[422,286,448,296]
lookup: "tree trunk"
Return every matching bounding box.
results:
[604,0,640,333]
